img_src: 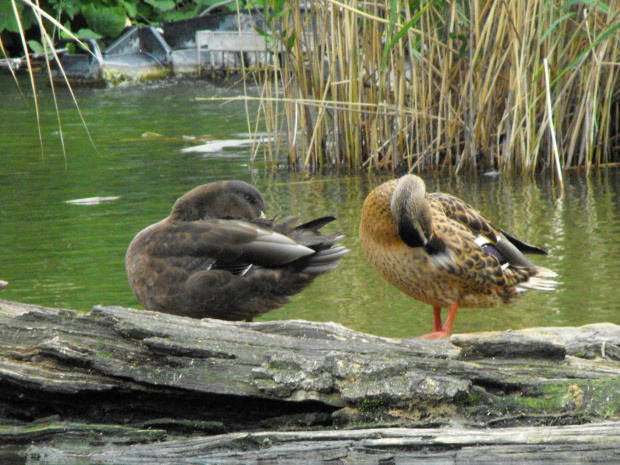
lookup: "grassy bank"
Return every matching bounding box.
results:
[248,0,619,174]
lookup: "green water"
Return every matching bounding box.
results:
[1,75,618,338]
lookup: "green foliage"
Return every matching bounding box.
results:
[26,38,44,54]
[82,4,127,38]
[0,0,36,33]
[1,0,239,52]
[74,28,103,39]
[253,0,295,51]
[144,0,177,13]
[382,0,435,70]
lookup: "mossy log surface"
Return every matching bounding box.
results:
[1,299,619,464]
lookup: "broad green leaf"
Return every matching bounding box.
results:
[0,0,35,33]
[0,1,18,32]
[82,4,127,38]
[160,10,194,21]
[27,39,44,54]
[76,28,103,39]
[54,1,81,19]
[144,0,177,13]
[59,21,72,39]
[120,0,138,19]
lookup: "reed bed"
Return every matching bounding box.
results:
[247,0,620,174]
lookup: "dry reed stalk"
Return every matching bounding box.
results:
[247,0,619,173]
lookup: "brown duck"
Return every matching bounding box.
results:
[359,174,557,339]
[126,180,348,321]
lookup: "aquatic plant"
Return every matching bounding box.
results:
[249,0,620,175]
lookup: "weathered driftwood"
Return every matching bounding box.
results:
[1,299,619,464]
[23,422,620,464]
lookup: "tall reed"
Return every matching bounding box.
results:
[250,0,620,174]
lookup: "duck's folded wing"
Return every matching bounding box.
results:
[235,222,315,266]
[430,193,546,268]
[429,193,496,238]
[151,219,314,267]
[474,234,536,268]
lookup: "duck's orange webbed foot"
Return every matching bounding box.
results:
[421,330,451,339]
[421,303,459,339]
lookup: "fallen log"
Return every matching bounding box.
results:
[23,422,620,464]
[1,299,619,463]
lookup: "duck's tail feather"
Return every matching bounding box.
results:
[303,245,350,273]
[498,227,548,256]
[300,232,344,249]
[295,216,337,231]
[517,266,558,292]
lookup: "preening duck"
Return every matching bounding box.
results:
[126,180,349,321]
[359,174,557,338]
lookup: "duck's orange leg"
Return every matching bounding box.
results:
[422,302,459,339]
[432,306,442,332]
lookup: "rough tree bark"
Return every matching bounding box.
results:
[1,299,619,464]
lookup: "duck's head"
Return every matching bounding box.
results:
[390,175,434,248]
[170,180,266,222]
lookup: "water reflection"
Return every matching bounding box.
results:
[0,76,618,337]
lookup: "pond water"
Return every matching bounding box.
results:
[1,75,618,338]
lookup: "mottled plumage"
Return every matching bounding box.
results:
[126,180,349,321]
[359,175,557,338]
